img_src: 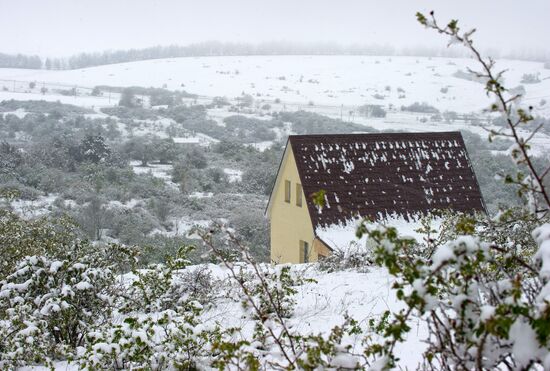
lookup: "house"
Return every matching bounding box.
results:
[265,132,486,264]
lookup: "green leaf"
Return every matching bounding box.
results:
[416,12,427,25]
[311,189,326,208]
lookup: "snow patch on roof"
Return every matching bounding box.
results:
[315,214,441,252]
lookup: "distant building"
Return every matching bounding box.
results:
[266,132,486,264]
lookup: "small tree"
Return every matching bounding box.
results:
[79,135,112,164]
[123,136,155,166]
[119,88,137,108]
[153,137,177,164]
[91,86,102,96]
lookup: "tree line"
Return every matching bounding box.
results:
[0,52,42,69]
[3,41,549,70]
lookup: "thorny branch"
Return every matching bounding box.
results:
[197,223,299,367]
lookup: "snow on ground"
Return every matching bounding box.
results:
[341,112,550,157]
[172,133,217,147]
[150,218,211,238]
[293,266,427,366]
[223,168,243,182]
[131,118,176,139]
[130,161,178,189]
[207,107,274,125]
[188,192,214,199]
[2,56,548,154]
[1,108,28,118]
[173,136,201,144]
[245,140,275,151]
[106,199,142,210]
[0,90,116,109]
[198,263,426,369]
[1,56,548,115]
[6,194,58,219]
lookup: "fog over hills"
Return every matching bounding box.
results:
[1,0,549,59]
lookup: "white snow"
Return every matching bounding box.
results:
[223,168,242,182]
[2,56,549,154]
[1,108,28,118]
[130,161,178,189]
[188,192,213,199]
[0,56,548,115]
[18,361,79,371]
[201,263,427,369]
[533,223,550,280]
[74,281,93,291]
[172,136,200,144]
[7,194,58,218]
[315,215,440,251]
[0,90,116,109]
[106,199,141,210]
[149,218,211,238]
[509,318,544,368]
[245,140,275,151]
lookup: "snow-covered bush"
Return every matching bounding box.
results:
[119,246,215,314]
[317,248,373,272]
[80,303,221,370]
[80,246,222,370]
[0,203,139,368]
[0,207,79,281]
[355,12,550,369]
[359,213,549,369]
[0,255,117,368]
[178,265,218,305]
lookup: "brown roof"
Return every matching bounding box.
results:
[289,132,486,228]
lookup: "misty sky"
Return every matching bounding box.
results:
[1,0,549,57]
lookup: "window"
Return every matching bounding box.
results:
[296,183,302,207]
[299,240,310,263]
[284,180,291,203]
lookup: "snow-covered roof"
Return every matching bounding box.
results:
[289,132,485,228]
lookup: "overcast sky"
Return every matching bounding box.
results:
[1,0,549,57]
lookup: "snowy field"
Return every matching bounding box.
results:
[0,55,549,115]
[2,56,549,155]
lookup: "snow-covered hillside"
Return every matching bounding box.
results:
[1,56,549,115]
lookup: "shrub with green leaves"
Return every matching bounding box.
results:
[0,206,79,281]
[80,303,220,370]
[0,254,117,368]
[353,12,550,369]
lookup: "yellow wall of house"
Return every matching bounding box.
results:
[269,146,318,264]
[312,238,332,258]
